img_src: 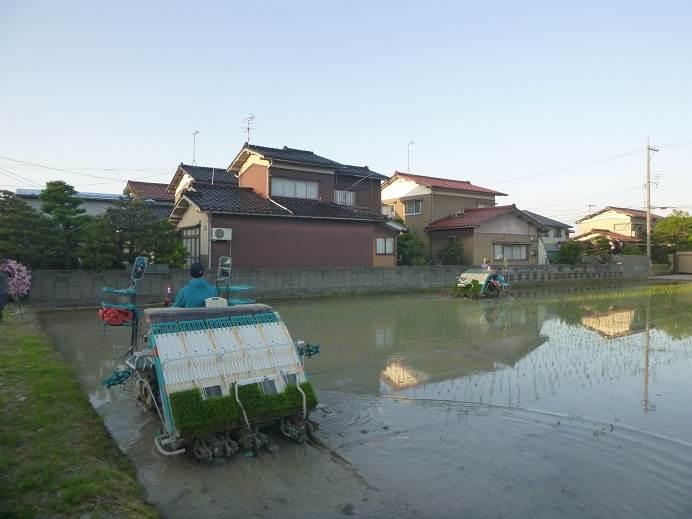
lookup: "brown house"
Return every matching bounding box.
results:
[168,144,398,269]
[425,204,547,266]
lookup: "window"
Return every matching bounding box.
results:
[493,244,528,261]
[335,189,356,205]
[382,204,396,217]
[376,237,395,255]
[271,177,319,199]
[203,385,222,399]
[614,223,629,231]
[553,228,562,238]
[477,203,486,209]
[633,223,644,236]
[404,200,422,215]
[179,225,201,267]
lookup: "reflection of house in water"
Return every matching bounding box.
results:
[381,363,430,390]
[580,306,644,339]
[378,305,548,394]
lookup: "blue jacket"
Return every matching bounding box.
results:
[172,278,218,308]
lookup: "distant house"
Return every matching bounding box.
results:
[424,204,547,266]
[573,206,662,249]
[381,171,507,259]
[522,210,572,264]
[168,144,398,268]
[123,180,175,219]
[15,188,122,216]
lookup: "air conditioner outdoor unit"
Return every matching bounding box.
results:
[211,228,232,241]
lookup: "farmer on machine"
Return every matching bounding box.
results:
[172,261,217,308]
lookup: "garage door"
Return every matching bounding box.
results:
[677,252,692,274]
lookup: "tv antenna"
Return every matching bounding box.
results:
[192,130,199,165]
[407,140,415,173]
[242,114,256,142]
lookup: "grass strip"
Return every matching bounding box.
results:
[0,308,158,518]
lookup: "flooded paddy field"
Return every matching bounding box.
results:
[42,285,692,518]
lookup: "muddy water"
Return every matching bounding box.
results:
[42,288,692,518]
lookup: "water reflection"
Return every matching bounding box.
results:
[273,290,692,435]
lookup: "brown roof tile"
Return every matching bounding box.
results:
[391,172,507,196]
[125,181,174,202]
[425,205,517,230]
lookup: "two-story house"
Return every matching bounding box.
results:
[167,144,397,268]
[573,206,662,249]
[383,172,553,264]
[522,210,572,264]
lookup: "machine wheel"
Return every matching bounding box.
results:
[192,437,213,464]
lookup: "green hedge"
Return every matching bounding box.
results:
[169,382,317,437]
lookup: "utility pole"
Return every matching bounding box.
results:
[407,140,415,173]
[192,130,199,165]
[645,137,658,277]
[587,204,596,215]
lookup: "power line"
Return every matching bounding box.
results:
[529,185,643,211]
[0,155,126,181]
[501,148,641,183]
[0,167,42,187]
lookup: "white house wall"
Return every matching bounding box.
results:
[381,178,431,201]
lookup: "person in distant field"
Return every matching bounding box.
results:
[172,262,218,308]
[481,258,492,271]
[0,268,8,324]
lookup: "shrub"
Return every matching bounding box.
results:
[436,240,464,265]
[621,244,644,255]
[555,240,583,265]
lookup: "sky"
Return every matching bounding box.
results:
[1,0,692,226]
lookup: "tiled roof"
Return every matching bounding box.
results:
[390,172,507,196]
[245,144,342,167]
[184,185,384,221]
[571,229,641,243]
[234,144,388,180]
[125,181,174,202]
[185,185,286,215]
[575,206,662,223]
[273,197,384,220]
[426,205,518,230]
[179,164,237,185]
[522,210,572,229]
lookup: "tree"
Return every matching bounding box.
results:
[554,240,583,265]
[621,244,644,255]
[103,199,187,267]
[396,231,427,265]
[652,210,692,251]
[435,240,464,265]
[40,181,89,269]
[584,236,612,263]
[0,190,51,267]
[77,217,121,270]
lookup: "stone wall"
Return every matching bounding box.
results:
[27,257,651,308]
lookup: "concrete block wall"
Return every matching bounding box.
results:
[28,258,649,307]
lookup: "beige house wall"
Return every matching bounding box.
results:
[175,205,211,266]
[383,189,497,258]
[472,233,539,266]
[578,210,658,237]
